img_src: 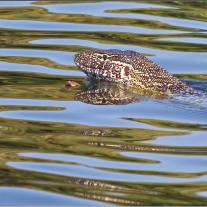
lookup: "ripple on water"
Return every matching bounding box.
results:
[0,19,187,34]
[1,0,207,206]
[159,37,207,44]
[19,152,207,173]
[0,98,207,127]
[39,1,176,16]
[7,161,207,183]
[0,187,111,206]
[0,1,33,7]
[39,1,207,30]
[142,131,207,147]
[30,38,207,74]
[198,191,207,198]
[0,49,75,66]
[0,61,81,76]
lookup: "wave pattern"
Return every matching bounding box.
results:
[0,1,207,206]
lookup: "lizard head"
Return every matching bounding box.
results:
[74,49,136,84]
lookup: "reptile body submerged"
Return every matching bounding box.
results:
[74,49,193,94]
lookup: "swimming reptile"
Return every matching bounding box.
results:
[74,49,194,94]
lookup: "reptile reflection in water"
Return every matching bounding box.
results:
[70,78,207,109]
[65,179,157,205]
[73,78,167,105]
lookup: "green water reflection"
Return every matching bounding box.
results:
[1,110,207,205]
[0,1,207,206]
[115,1,207,22]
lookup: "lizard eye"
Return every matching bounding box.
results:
[103,55,108,60]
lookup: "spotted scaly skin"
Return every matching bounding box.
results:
[74,49,193,94]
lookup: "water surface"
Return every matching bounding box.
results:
[0,1,207,206]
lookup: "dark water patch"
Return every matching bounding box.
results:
[159,37,207,44]
[181,78,207,92]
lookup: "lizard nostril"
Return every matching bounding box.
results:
[103,55,108,60]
